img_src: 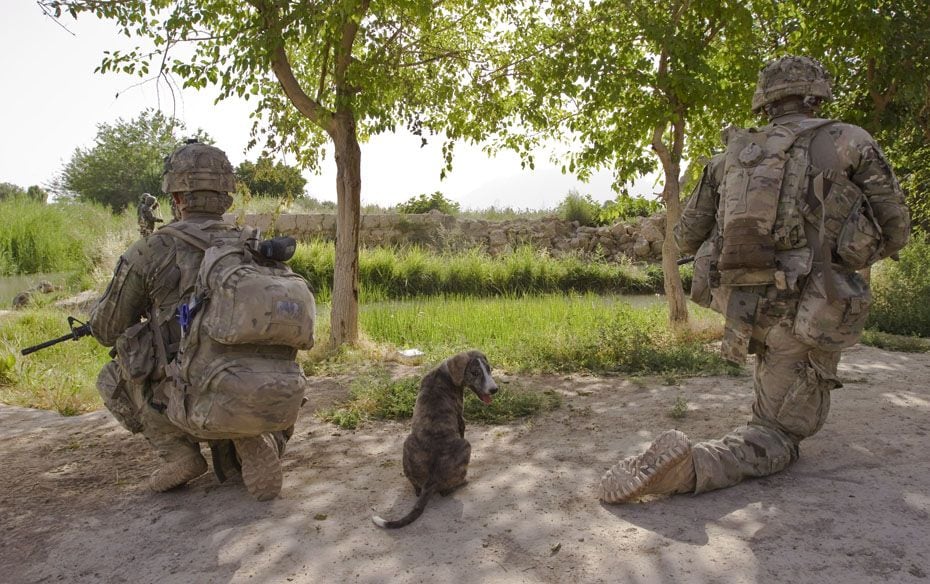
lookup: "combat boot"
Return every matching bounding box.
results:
[234,434,283,501]
[599,429,696,504]
[149,451,208,492]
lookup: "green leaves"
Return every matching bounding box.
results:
[57,109,201,211]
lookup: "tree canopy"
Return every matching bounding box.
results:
[57,109,204,211]
[777,0,930,230]
[236,156,307,200]
[0,183,48,203]
[44,0,520,345]
[494,0,765,322]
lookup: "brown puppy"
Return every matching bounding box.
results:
[372,350,498,529]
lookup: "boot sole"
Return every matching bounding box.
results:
[599,430,691,503]
[234,435,283,501]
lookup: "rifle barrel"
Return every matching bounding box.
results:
[21,332,78,356]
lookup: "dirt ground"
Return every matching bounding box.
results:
[1,344,928,584]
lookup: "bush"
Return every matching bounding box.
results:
[868,233,930,336]
[599,192,662,223]
[557,190,601,226]
[397,191,460,215]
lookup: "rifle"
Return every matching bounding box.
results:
[676,256,696,266]
[21,317,92,356]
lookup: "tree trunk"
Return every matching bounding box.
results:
[652,120,689,325]
[661,179,689,325]
[329,112,362,346]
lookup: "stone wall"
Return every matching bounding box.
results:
[226,210,667,262]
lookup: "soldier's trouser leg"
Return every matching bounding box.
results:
[140,405,207,492]
[692,320,841,493]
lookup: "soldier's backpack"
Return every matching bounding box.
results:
[155,221,315,440]
[718,118,883,353]
[718,118,884,288]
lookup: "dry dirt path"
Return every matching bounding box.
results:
[1,344,928,584]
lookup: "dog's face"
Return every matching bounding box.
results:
[461,353,498,404]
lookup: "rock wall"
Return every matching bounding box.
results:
[225,210,667,262]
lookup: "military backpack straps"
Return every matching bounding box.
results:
[157,221,315,440]
[718,118,835,288]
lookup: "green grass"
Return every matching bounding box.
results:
[0,197,133,282]
[291,241,665,303]
[0,308,111,414]
[860,329,930,353]
[319,371,562,429]
[358,293,732,375]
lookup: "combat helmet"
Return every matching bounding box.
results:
[140,193,157,206]
[162,139,236,214]
[751,56,832,113]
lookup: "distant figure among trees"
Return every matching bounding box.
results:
[136,193,162,237]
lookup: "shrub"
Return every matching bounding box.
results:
[557,190,601,226]
[599,192,662,223]
[397,191,460,215]
[868,233,930,336]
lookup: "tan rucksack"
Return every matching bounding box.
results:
[156,222,315,440]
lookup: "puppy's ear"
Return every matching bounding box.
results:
[441,352,471,387]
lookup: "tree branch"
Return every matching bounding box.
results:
[249,0,333,132]
[333,0,372,97]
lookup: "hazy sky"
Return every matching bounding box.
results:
[0,2,658,210]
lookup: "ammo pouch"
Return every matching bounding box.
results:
[96,360,144,433]
[689,239,717,308]
[836,196,883,270]
[115,320,155,382]
[793,266,870,351]
[804,168,884,271]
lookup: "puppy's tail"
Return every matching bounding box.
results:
[372,484,436,529]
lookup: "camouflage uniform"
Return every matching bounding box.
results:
[136,193,162,237]
[92,209,238,488]
[91,141,290,500]
[599,56,910,502]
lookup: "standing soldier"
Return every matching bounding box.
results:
[599,56,911,502]
[136,193,163,236]
[91,140,309,500]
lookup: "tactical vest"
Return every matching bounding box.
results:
[717,118,835,287]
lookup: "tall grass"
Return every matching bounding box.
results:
[359,293,732,375]
[0,197,133,284]
[0,308,111,414]
[290,241,665,303]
